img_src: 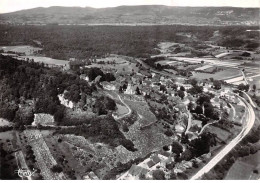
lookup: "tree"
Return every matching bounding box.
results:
[213,80,221,90]
[194,105,203,114]
[166,162,175,170]
[180,86,185,91]
[164,129,173,137]
[204,102,216,119]
[238,83,249,92]
[197,94,212,105]
[119,86,123,93]
[253,84,256,91]
[190,78,198,86]
[181,149,193,161]
[136,87,141,95]
[160,85,167,93]
[163,145,170,151]
[188,102,195,111]
[172,84,178,91]
[178,90,185,99]
[51,165,63,173]
[152,170,165,180]
[171,141,183,156]
[177,172,188,180]
[169,172,177,180]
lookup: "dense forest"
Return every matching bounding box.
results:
[0,55,93,124]
[0,25,258,60]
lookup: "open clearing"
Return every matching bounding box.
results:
[18,56,69,66]
[0,118,11,126]
[195,65,213,71]
[0,45,42,55]
[116,103,129,116]
[155,60,177,65]
[192,68,241,80]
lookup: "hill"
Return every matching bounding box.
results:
[0,5,259,25]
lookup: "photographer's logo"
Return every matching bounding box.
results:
[15,168,36,179]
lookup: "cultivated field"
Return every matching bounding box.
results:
[192,68,241,80]
[0,45,42,55]
[18,56,69,66]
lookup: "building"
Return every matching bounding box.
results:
[128,165,149,178]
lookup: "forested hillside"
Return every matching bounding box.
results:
[0,25,258,60]
[0,6,258,25]
[0,55,135,150]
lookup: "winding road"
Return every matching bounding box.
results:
[190,94,256,180]
[104,87,132,120]
[115,93,132,120]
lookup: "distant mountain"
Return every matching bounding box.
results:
[0,5,259,25]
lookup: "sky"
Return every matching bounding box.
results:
[0,0,259,13]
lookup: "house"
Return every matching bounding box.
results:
[147,160,156,168]
[175,124,185,133]
[80,74,89,82]
[211,97,220,108]
[58,93,74,109]
[128,165,149,178]
[158,150,171,158]
[181,84,193,90]
[32,113,54,126]
[83,171,99,180]
[151,155,161,164]
[88,171,99,180]
[125,83,137,95]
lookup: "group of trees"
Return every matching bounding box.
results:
[80,67,116,82]
[180,132,217,161]
[93,96,116,115]
[187,79,203,95]
[237,83,250,91]
[188,93,219,122]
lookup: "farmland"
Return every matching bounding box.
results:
[0,45,42,55]
[192,68,241,80]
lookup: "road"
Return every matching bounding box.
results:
[185,111,192,134]
[104,89,132,120]
[115,92,132,119]
[229,103,236,121]
[190,94,255,180]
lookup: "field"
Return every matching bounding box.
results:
[233,104,246,124]
[0,118,11,126]
[87,56,139,74]
[192,68,241,80]
[123,99,157,125]
[155,60,177,66]
[0,45,42,55]
[116,103,129,116]
[195,65,213,71]
[18,56,69,66]
[248,75,260,89]
[204,126,232,142]
[225,151,260,180]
